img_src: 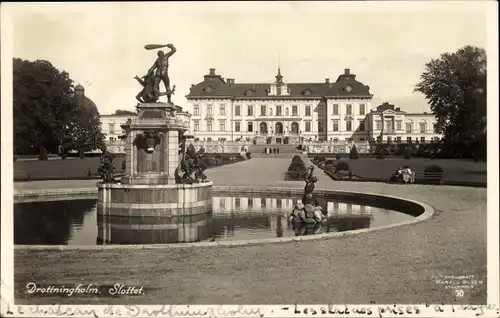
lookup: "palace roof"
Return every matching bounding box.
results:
[186,68,373,99]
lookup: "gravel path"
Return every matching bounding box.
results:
[13,158,487,305]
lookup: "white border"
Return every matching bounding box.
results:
[2,1,499,317]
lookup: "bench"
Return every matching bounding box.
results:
[414,171,445,185]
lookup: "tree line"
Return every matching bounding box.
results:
[13,58,104,156]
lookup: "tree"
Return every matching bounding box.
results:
[414,46,486,160]
[114,109,136,115]
[13,58,104,155]
[14,58,79,154]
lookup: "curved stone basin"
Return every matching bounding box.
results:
[13,186,433,247]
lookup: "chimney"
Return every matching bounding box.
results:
[325,78,330,84]
[344,68,350,75]
[227,78,234,84]
[209,68,216,76]
[395,107,400,111]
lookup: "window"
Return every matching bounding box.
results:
[207,104,213,116]
[260,105,266,116]
[358,120,365,131]
[407,137,412,143]
[247,105,254,116]
[396,137,402,143]
[385,121,393,132]
[276,105,282,116]
[234,121,241,132]
[318,121,325,133]
[406,123,412,133]
[235,197,240,208]
[108,123,115,134]
[247,122,253,132]
[248,198,253,208]
[396,120,402,130]
[421,137,425,142]
[219,120,225,132]
[219,104,226,116]
[193,104,200,116]
[193,120,200,131]
[332,120,339,131]
[305,121,311,132]
[432,122,436,132]
[305,105,311,116]
[376,120,382,130]
[292,105,298,116]
[235,105,241,116]
[346,120,352,132]
[109,137,115,141]
[219,198,226,209]
[419,122,426,133]
[333,104,339,115]
[206,121,213,132]
[359,104,365,115]
[269,108,273,116]
[346,104,352,115]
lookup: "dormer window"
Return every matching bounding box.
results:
[245,89,255,97]
[203,85,214,93]
[302,89,312,96]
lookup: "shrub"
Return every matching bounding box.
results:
[245,151,251,159]
[285,155,307,181]
[375,152,385,159]
[404,148,412,159]
[349,145,359,159]
[335,160,350,172]
[297,144,302,151]
[122,160,126,171]
[38,146,48,161]
[424,164,444,174]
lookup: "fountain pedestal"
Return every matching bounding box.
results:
[96,102,213,244]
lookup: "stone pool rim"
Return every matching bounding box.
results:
[13,185,434,249]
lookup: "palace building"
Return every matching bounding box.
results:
[185,68,442,144]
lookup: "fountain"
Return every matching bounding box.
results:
[96,43,213,244]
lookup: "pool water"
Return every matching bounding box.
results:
[14,195,414,245]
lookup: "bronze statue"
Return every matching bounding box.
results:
[289,164,325,226]
[98,145,116,183]
[134,73,163,103]
[175,144,208,184]
[145,43,177,103]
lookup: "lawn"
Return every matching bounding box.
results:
[13,153,249,181]
[314,158,486,186]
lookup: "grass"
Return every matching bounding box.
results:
[314,158,486,185]
[13,154,248,181]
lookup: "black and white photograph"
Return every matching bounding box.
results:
[1,1,498,317]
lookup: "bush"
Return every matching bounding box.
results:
[38,146,48,161]
[404,148,412,159]
[122,160,126,171]
[424,164,444,174]
[285,155,307,181]
[349,145,359,159]
[375,152,385,159]
[245,151,251,159]
[335,160,350,172]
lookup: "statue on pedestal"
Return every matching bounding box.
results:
[98,145,116,183]
[289,165,326,227]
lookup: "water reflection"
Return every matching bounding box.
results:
[14,195,412,246]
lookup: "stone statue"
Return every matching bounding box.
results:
[145,43,177,104]
[289,165,325,226]
[98,145,116,183]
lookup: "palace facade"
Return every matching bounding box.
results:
[185,68,442,144]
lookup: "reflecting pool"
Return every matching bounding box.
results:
[14,195,414,245]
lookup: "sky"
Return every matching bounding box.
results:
[7,1,491,115]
